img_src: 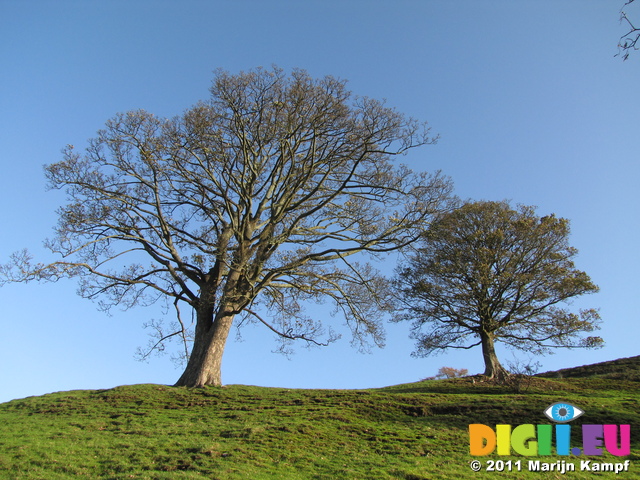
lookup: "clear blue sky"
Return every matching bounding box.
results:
[1,1,638,403]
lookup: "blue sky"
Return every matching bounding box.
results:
[1,1,639,403]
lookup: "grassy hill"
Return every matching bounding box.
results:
[537,354,640,381]
[0,357,638,479]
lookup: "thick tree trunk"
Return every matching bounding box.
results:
[480,332,508,380]
[174,308,234,387]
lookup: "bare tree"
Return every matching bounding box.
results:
[393,201,603,380]
[619,0,640,60]
[1,67,453,387]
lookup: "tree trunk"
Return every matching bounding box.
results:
[480,332,508,380]
[174,307,234,387]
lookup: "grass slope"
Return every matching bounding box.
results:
[0,358,638,479]
[538,355,640,381]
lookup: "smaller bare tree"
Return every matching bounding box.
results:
[393,200,603,381]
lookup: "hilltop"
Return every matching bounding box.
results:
[537,354,640,381]
[0,356,637,479]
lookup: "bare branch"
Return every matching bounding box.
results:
[618,0,640,60]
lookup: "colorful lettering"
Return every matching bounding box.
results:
[469,424,631,457]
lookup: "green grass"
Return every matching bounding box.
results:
[0,358,638,479]
[537,354,640,381]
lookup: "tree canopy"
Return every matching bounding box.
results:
[393,200,603,379]
[1,66,453,387]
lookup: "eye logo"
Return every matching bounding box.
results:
[544,402,584,423]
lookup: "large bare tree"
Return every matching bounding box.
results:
[393,201,603,380]
[1,67,452,387]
